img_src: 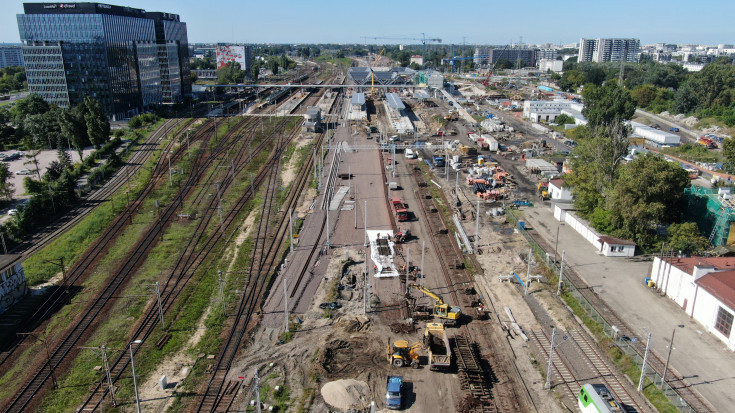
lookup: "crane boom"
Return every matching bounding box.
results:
[410,284,444,305]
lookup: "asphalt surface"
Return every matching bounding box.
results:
[524,204,733,413]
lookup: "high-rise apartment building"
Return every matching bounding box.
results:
[0,45,24,69]
[578,38,640,63]
[17,2,191,120]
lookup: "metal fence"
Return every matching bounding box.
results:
[505,209,698,413]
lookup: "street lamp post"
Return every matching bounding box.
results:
[129,339,143,413]
[662,324,685,387]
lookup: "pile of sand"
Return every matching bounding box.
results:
[321,379,371,410]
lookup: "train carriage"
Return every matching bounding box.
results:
[578,383,624,413]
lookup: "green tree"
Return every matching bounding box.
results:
[10,93,49,125]
[83,97,110,149]
[605,154,690,246]
[267,58,280,75]
[555,114,575,125]
[582,82,636,128]
[0,163,14,201]
[216,61,246,84]
[558,69,585,92]
[60,107,88,160]
[494,59,512,70]
[672,81,698,114]
[631,84,658,108]
[666,222,710,255]
[722,137,735,174]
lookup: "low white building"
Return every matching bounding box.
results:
[553,204,636,257]
[523,99,585,123]
[630,121,680,147]
[539,59,563,73]
[548,178,573,202]
[650,257,735,350]
[410,55,424,66]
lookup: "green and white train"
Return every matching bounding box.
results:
[578,383,624,413]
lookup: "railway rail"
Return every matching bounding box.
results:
[526,230,715,413]
[0,117,199,370]
[77,116,281,411]
[410,166,524,413]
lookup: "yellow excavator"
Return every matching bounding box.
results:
[409,284,462,327]
[387,339,421,368]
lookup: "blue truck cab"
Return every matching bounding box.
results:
[386,375,403,409]
[433,155,445,168]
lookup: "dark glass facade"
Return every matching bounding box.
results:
[17,3,191,120]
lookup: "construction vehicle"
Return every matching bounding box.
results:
[537,182,550,200]
[392,197,409,222]
[443,112,458,121]
[409,284,461,326]
[387,339,421,368]
[393,228,411,243]
[424,322,452,370]
[433,155,445,168]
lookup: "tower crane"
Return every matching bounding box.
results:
[362,33,442,69]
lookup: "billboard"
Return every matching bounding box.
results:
[216,45,246,69]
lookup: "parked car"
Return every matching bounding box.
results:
[3,152,21,162]
[14,169,32,175]
[7,209,17,216]
[669,127,680,132]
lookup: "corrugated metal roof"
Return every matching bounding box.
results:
[415,90,430,99]
[386,93,405,110]
[352,93,365,105]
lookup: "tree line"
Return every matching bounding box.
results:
[564,82,709,254]
[0,66,25,94]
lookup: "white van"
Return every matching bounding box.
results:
[404,149,417,159]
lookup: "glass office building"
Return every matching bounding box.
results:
[17,3,191,120]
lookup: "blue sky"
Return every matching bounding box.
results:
[1,0,734,45]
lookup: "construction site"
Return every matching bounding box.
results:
[0,55,723,413]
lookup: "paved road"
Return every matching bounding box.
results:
[524,204,733,413]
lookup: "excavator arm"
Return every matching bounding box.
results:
[410,284,444,305]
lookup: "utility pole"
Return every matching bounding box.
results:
[255,368,262,413]
[557,251,565,296]
[544,327,557,389]
[289,209,294,253]
[420,241,425,287]
[475,200,481,253]
[638,332,652,392]
[525,247,532,295]
[148,282,164,329]
[662,325,684,386]
[364,200,368,246]
[405,247,410,294]
[217,270,226,316]
[80,345,116,406]
[283,264,289,333]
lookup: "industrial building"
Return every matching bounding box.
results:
[384,92,413,134]
[523,99,584,123]
[216,44,252,73]
[348,92,366,121]
[490,47,536,67]
[17,2,191,120]
[629,121,680,147]
[578,38,640,63]
[538,59,563,73]
[649,255,735,350]
[303,106,322,132]
[474,46,491,65]
[0,45,24,69]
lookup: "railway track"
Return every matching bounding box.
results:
[77,116,278,411]
[195,121,312,412]
[529,329,648,413]
[0,118,201,370]
[410,166,524,413]
[1,117,267,412]
[526,230,715,413]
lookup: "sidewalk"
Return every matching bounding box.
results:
[523,204,734,413]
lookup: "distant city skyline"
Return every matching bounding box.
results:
[2,0,734,46]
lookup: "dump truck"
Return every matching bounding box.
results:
[424,323,451,370]
[433,155,445,168]
[386,376,403,409]
[387,339,421,368]
[410,284,461,327]
[392,197,409,222]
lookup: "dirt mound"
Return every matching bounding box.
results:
[320,379,371,410]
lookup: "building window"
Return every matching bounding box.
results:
[715,307,734,337]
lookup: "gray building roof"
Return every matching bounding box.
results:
[385,93,405,110]
[352,93,365,106]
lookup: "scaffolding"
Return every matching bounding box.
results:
[684,186,735,247]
